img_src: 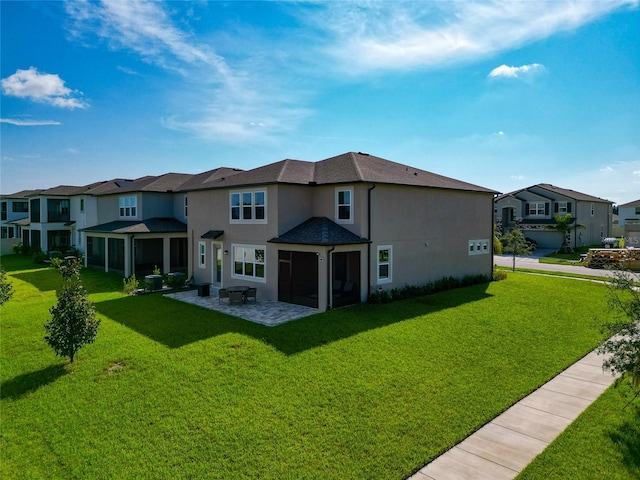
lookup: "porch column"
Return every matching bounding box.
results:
[123,237,131,278]
[104,237,109,273]
[163,237,171,273]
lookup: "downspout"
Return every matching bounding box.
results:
[327,245,335,310]
[130,234,135,277]
[367,184,376,297]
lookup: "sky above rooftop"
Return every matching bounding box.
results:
[1,1,639,204]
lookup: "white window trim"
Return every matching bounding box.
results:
[119,195,138,219]
[184,195,188,218]
[591,203,595,216]
[557,201,567,213]
[469,239,490,256]
[335,186,353,224]
[198,241,206,269]
[528,202,546,216]
[229,191,267,224]
[377,245,392,284]
[231,244,266,283]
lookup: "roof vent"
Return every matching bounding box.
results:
[357,151,369,156]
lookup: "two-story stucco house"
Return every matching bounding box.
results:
[618,199,640,247]
[0,189,41,255]
[180,152,496,312]
[80,172,208,277]
[495,184,613,250]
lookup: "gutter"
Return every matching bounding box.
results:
[327,245,335,310]
[367,184,376,297]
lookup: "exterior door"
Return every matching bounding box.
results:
[278,250,318,308]
[211,242,222,287]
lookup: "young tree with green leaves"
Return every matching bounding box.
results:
[546,213,585,253]
[501,228,535,271]
[45,257,99,363]
[598,269,640,406]
[0,266,14,306]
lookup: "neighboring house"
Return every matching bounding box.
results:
[80,173,200,277]
[618,199,640,247]
[0,189,41,255]
[181,152,496,312]
[495,184,613,250]
[24,185,98,254]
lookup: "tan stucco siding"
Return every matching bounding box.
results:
[369,185,493,291]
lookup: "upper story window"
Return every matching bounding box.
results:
[119,196,137,218]
[30,199,41,223]
[47,199,70,223]
[336,187,353,224]
[12,201,28,213]
[527,202,546,216]
[1,202,6,221]
[557,202,567,214]
[635,207,640,215]
[230,191,266,223]
[80,198,85,212]
[591,203,595,216]
[184,195,188,217]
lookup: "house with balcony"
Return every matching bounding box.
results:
[181,152,496,312]
[617,199,640,247]
[495,184,613,250]
[0,189,41,255]
[80,172,223,277]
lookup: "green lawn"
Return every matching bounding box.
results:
[0,255,624,479]
[517,382,640,480]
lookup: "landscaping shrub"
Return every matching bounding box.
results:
[32,249,46,264]
[368,274,489,304]
[122,275,139,295]
[492,270,508,281]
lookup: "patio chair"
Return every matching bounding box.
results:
[243,287,257,304]
[218,288,229,304]
[228,290,244,305]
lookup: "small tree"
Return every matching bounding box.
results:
[502,228,535,271]
[546,213,585,253]
[0,267,14,306]
[45,257,99,363]
[598,269,640,406]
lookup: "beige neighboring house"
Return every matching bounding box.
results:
[180,152,496,312]
[80,173,201,277]
[618,199,640,247]
[495,184,613,250]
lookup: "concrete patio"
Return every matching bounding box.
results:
[165,288,319,326]
[410,350,616,480]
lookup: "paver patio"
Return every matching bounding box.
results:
[165,288,319,326]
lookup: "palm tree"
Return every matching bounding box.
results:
[547,214,585,253]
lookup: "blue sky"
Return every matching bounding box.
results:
[2,1,639,205]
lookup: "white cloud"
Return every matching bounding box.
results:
[0,118,61,126]
[64,0,309,143]
[303,1,637,73]
[1,67,87,109]
[488,63,544,78]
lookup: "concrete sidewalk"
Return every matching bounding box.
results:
[410,350,615,480]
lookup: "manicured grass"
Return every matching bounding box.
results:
[0,255,618,479]
[517,383,640,480]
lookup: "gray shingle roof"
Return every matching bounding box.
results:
[80,218,187,234]
[0,189,43,199]
[268,217,369,246]
[500,184,612,203]
[95,173,194,195]
[619,199,640,207]
[175,167,245,192]
[178,152,496,194]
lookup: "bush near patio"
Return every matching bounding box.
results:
[0,255,634,479]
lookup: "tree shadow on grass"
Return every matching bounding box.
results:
[608,402,640,473]
[12,267,122,295]
[95,283,492,355]
[11,269,62,293]
[1,364,68,400]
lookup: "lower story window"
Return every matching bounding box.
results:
[198,241,206,268]
[233,245,265,281]
[377,245,392,284]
